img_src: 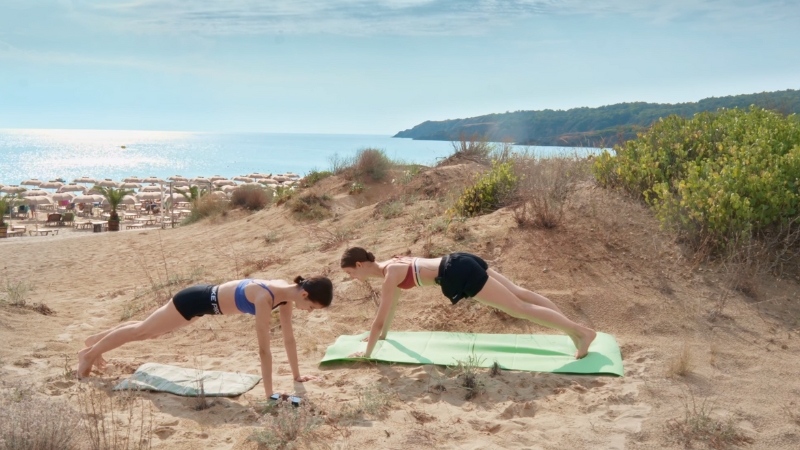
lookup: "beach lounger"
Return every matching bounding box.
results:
[60,212,74,226]
[7,229,25,237]
[44,213,62,227]
[126,223,145,230]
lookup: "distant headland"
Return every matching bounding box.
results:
[394,89,800,147]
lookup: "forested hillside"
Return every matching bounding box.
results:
[394,89,800,146]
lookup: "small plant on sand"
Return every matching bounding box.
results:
[96,186,135,231]
[0,389,82,450]
[348,180,365,195]
[378,199,404,219]
[287,192,332,221]
[666,394,753,449]
[77,385,154,450]
[3,279,31,306]
[490,359,502,377]
[512,153,587,229]
[455,353,486,400]
[351,148,393,182]
[249,401,322,449]
[666,342,694,378]
[440,133,494,166]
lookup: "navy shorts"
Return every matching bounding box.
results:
[435,253,489,304]
[172,284,221,320]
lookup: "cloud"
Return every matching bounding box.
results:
[60,0,800,36]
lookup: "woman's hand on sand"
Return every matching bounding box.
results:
[294,374,319,382]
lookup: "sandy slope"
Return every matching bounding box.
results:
[1,166,799,449]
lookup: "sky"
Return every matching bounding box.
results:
[1,1,798,134]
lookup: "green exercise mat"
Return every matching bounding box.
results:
[113,363,262,397]
[320,332,623,376]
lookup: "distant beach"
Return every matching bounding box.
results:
[0,129,591,186]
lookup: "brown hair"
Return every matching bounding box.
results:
[294,275,333,307]
[340,247,375,268]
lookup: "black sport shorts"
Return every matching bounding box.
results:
[172,284,221,320]
[435,253,489,304]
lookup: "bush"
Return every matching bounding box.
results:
[304,170,333,187]
[249,402,321,449]
[0,394,82,450]
[287,192,331,221]
[183,195,229,225]
[231,185,272,211]
[593,107,800,253]
[440,133,494,166]
[352,148,392,181]
[452,161,518,217]
[512,154,589,228]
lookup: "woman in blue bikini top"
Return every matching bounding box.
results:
[77,275,333,400]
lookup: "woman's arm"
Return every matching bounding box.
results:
[279,304,300,380]
[360,265,404,357]
[253,297,274,397]
[379,288,400,339]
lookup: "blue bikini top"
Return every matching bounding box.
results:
[234,280,286,315]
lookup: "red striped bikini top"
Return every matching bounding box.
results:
[387,257,421,290]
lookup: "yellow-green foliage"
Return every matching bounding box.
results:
[452,161,518,217]
[593,107,800,248]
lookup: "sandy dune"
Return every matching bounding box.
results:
[1,166,799,449]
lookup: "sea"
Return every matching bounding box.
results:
[0,129,594,185]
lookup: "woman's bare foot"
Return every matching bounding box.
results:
[77,348,95,378]
[572,328,597,359]
[78,347,107,370]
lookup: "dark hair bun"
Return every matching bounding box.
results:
[294,275,305,284]
[366,252,375,262]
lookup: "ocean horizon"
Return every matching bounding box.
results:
[0,128,594,186]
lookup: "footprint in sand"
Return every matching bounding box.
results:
[499,401,536,419]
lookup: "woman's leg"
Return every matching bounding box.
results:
[85,321,139,347]
[473,277,596,358]
[487,268,564,314]
[77,300,195,377]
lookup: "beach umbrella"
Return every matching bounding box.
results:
[52,192,76,202]
[260,179,278,185]
[233,176,253,182]
[191,176,210,183]
[285,172,299,178]
[120,182,141,189]
[248,173,271,179]
[24,196,53,206]
[21,179,42,186]
[57,184,87,193]
[73,194,102,204]
[221,185,238,193]
[1,185,26,194]
[213,179,236,187]
[87,186,104,194]
[39,181,64,189]
[164,192,191,203]
[209,175,227,181]
[142,176,164,184]
[121,195,138,205]
[96,179,120,187]
[171,181,190,187]
[136,192,161,201]
[73,177,96,184]
[273,176,290,183]
[240,182,263,188]
[209,191,228,200]
[141,185,162,192]
[22,189,49,197]
[168,175,188,182]
[123,176,143,183]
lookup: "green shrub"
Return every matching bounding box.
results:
[452,161,518,217]
[593,107,800,251]
[304,170,333,187]
[231,185,272,211]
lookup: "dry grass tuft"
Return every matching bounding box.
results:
[231,185,272,211]
[456,353,486,400]
[512,154,590,229]
[666,395,754,449]
[0,389,82,450]
[77,385,154,450]
[250,401,322,449]
[666,342,694,378]
[287,192,332,221]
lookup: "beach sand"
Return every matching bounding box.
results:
[1,165,799,449]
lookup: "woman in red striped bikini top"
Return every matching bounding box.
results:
[340,247,596,361]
